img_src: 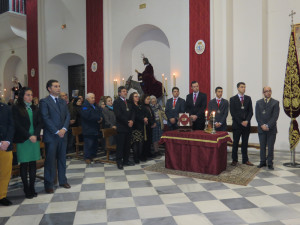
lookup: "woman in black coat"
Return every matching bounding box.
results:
[141,94,156,160]
[12,87,42,199]
[129,92,147,163]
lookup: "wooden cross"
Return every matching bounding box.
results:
[289,10,296,25]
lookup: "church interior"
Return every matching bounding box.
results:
[1,0,300,224]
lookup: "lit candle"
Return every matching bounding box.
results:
[165,77,168,94]
[212,111,215,118]
[122,78,125,86]
[162,74,165,94]
[113,79,118,97]
[173,73,176,87]
[205,110,208,118]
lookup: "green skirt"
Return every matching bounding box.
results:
[17,140,41,163]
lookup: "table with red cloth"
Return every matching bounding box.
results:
[159,130,232,175]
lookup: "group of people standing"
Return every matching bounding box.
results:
[0,77,280,207]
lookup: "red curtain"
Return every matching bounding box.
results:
[86,0,104,102]
[26,0,39,97]
[189,0,210,104]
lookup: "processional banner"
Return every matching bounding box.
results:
[283,24,300,150]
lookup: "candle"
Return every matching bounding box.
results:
[113,79,118,97]
[165,77,168,94]
[162,74,165,94]
[173,73,176,87]
[122,78,125,86]
[212,111,215,118]
[205,110,208,118]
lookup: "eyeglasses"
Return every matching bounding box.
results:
[263,90,271,93]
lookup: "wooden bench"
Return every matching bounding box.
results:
[226,125,260,149]
[68,126,84,159]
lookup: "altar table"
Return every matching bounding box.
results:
[159,130,232,175]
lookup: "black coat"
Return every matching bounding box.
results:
[113,97,135,133]
[132,103,145,131]
[143,104,155,127]
[230,94,253,130]
[0,103,14,150]
[12,104,42,143]
[80,100,102,135]
[185,92,207,129]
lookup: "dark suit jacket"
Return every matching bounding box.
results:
[0,103,14,151]
[165,97,185,127]
[81,100,102,135]
[185,92,207,127]
[208,98,229,130]
[230,94,253,130]
[40,95,70,143]
[255,98,280,134]
[113,97,135,133]
[12,104,42,143]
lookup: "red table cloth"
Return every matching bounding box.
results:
[159,130,232,175]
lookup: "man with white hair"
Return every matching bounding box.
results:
[81,93,102,164]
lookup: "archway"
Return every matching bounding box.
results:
[48,53,85,98]
[3,55,26,102]
[120,24,170,95]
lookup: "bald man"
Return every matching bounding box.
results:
[81,93,102,164]
[60,92,69,104]
[255,86,280,170]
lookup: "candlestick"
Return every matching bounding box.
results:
[211,111,216,134]
[113,79,118,97]
[165,77,168,94]
[162,74,165,95]
[173,73,176,87]
[122,78,125,86]
[212,111,215,118]
[205,110,208,118]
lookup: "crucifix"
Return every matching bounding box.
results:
[289,10,296,25]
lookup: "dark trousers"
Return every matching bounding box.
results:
[143,126,153,158]
[192,119,205,130]
[116,132,131,165]
[20,161,36,195]
[83,135,99,159]
[258,132,276,165]
[44,138,67,189]
[232,128,250,163]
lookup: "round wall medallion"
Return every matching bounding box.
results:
[91,61,98,72]
[195,40,205,54]
[31,68,35,77]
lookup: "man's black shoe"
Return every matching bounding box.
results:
[257,164,267,168]
[117,163,123,170]
[268,165,274,170]
[0,198,12,206]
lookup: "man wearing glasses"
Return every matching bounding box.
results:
[255,86,280,170]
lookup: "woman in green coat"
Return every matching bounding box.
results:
[12,87,42,199]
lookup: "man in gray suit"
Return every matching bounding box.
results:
[40,80,71,193]
[208,87,229,131]
[165,87,185,130]
[255,86,280,170]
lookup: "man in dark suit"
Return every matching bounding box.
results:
[81,93,102,164]
[256,86,280,170]
[185,81,207,130]
[40,80,71,193]
[208,87,229,131]
[230,82,253,166]
[165,87,186,130]
[0,103,14,206]
[113,86,135,170]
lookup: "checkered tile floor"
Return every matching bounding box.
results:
[1,149,300,225]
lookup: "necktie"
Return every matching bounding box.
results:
[265,99,267,104]
[173,99,176,108]
[193,94,197,104]
[217,99,220,108]
[240,96,244,105]
[55,98,61,112]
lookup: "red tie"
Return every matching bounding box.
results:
[240,96,244,104]
[193,94,197,104]
[173,99,176,108]
[217,99,220,108]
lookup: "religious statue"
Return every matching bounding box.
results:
[135,56,163,98]
[11,76,22,100]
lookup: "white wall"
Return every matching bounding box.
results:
[212,0,300,151]
[39,0,86,98]
[104,0,189,99]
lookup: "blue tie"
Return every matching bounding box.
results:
[55,98,61,112]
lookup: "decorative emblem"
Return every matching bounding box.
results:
[195,40,205,54]
[31,68,35,77]
[91,62,98,72]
